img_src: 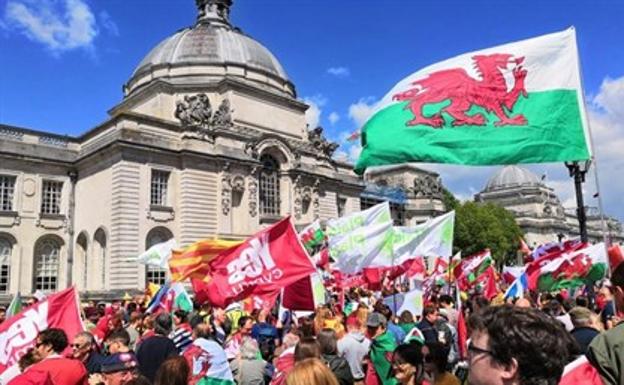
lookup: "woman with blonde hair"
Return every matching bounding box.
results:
[286,358,339,385]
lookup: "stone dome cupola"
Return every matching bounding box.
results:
[484,165,543,192]
[124,0,295,98]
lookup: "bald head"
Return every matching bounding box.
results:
[515,298,532,308]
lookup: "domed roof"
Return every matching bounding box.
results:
[124,0,294,97]
[484,165,542,191]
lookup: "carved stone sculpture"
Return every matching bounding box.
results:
[212,99,233,127]
[307,126,339,158]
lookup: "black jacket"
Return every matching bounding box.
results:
[571,326,599,354]
[322,353,354,385]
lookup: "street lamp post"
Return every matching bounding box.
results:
[565,160,591,243]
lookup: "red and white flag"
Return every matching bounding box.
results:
[0,287,83,374]
[192,217,316,308]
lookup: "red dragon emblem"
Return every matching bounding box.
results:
[393,53,528,128]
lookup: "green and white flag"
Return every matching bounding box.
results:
[327,202,393,274]
[355,28,590,174]
[6,292,22,319]
[392,211,455,265]
[137,238,177,269]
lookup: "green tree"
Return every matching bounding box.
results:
[452,200,523,266]
[442,188,459,212]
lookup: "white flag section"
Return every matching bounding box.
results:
[327,202,393,274]
[398,288,424,317]
[137,238,177,269]
[311,272,326,307]
[392,211,455,265]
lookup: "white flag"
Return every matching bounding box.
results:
[392,211,455,266]
[327,202,393,274]
[398,288,424,317]
[137,238,177,269]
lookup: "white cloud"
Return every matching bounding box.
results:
[302,94,327,129]
[348,97,378,127]
[328,112,340,125]
[99,10,118,36]
[327,66,350,78]
[3,0,98,53]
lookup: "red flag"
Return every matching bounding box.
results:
[282,276,315,311]
[193,217,316,308]
[456,306,468,360]
[0,287,83,374]
[479,266,499,300]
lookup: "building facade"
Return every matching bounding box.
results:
[475,165,623,247]
[0,0,447,300]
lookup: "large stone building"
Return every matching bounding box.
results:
[0,0,445,300]
[475,165,623,247]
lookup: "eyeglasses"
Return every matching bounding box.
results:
[72,343,86,349]
[35,341,45,348]
[468,343,493,357]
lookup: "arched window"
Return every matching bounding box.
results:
[34,237,60,291]
[259,154,280,216]
[145,227,173,286]
[76,232,88,290]
[94,228,107,289]
[0,237,11,293]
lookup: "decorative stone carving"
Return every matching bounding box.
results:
[248,167,259,217]
[221,173,246,216]
[413,175,443,198]
[176,94,234,142]
[244,141,259,159]
[212,99,233,128]
[308,126,339,158]
[293,176,321,220]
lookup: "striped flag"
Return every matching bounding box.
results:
[169,239,242,282]
[504,273,528,300]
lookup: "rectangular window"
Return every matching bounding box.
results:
[41,180,63,215]
[146,266,167,286]
[151,170,169,206]
[0,265,8,293]
[337,196,347,217]
[0,176,16,212]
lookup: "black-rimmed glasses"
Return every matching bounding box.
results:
[468,343,493,357]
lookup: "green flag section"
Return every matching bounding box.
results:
[298,220,326,254]
[535,243,607,292]
[6,292,22,319]
[355,28,590,174]
[370,331,398,385]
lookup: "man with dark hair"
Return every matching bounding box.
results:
[588,262,624,384]
[224,315,253,360]
[27,328,89,385]
[416,305,439,344]
[106,330,132,354]
[136,313,178,382]
[365,312,396,385]
[467,305,574,385]
[171,310,193,352]
[71,331,105,374]
[439,294,459,329]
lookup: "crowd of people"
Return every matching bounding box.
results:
[1,260,624,385]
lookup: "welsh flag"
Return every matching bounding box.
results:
[184,339,234,385]
[355,28,590,173]
[454,250,493,290]
[528,243,608,292]
[298,220,326,254]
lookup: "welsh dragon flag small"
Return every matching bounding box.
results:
[354,27,591,174]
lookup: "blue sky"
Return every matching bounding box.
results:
[1,0,623,223]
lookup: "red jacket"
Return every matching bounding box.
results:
[24,356,88,385]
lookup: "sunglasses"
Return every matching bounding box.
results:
[72,343,87,349]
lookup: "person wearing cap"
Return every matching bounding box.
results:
[569,306,600,355]
[136,313,178,383]
[89,352,140,385]
[337,317,370,384]
[365,312,397,385]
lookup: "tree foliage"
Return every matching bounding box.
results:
[449,196,523,266]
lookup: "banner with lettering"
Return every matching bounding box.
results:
[192,217,316,308]
[327,201,393,274]
[0,287,83,374]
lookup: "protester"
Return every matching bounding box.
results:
[337,317,370,384]
[467,305,574,385]
[398,311,417,335]
[251,309,279,361]
[24,328,89,385]
[71,331,106,374]
[318,328,354,385]
[210,308,231,345]
[286,358,339,385]
[588,263,624,384]
[136,313,178,382]
[270,331,300,385]
[569,306,600,355]
[416,306,438,344]
[366,312,397,385]
[423,341,460,385]
[392,342,426,385]
[124,312,142,351]
[96,352,140,385]
[153,356,189,385]
[106,330,132,355]
[379,306,406,345]
[293,337,321,362]
[225,316,254,360]
[171,310,193,353]
[183,324,233,385]
[229,338,269,385]
[438,296,458,329]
